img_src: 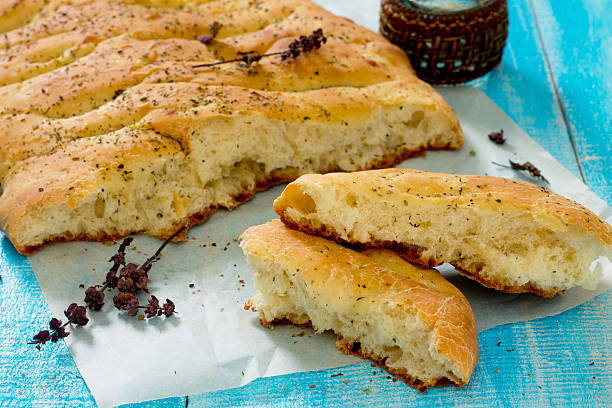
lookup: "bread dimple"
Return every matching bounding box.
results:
[0,0,464,253]
[274,168,612,296]
[240,220,478,388]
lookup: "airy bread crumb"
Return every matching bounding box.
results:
[274,169,612,296]
[0,0,463,254]
[240,220,478,390]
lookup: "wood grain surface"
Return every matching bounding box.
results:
[0,0,610,407]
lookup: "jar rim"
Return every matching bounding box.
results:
[401,0,499,15]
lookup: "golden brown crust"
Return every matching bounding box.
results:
[0,1,464,254]
[241,220,478,387]
[275,169,612,248]
[274,168,612,296]
[335,336,455,391]
[278,214,563,298]
[250,311,457,391]
[5,135,445,254]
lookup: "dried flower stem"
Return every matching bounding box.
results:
[30,228,184,349]
[192,28,326,69]
[492,160,549,183]
[193,50,285,68]
[140,226,185,271]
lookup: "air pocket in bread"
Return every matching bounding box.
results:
[274,168,612,297]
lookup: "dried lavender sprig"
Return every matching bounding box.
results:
[84,235,132,310]
[29,304,88,349]
[192,28,326,69]
[492,160,549,183]
[140,226,186,272]
[31,229,183,349]
[85,226,185,311]
[197,21,223,45]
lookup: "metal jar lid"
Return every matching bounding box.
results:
[380,0,509,84]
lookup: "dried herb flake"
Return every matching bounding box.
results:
[492,160,549,183]
[488,129,506,144]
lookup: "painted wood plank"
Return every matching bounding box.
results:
[134,291,611,408]
[118,397,186,408]
[0,0,609,407]
[472,0,582,180]
[529,0,612,205]
[0,234,95,407]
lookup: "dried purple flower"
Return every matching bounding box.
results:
[84,286,105,311]
[110,253,125,271]
[280,28,327,61]
[31,330,50,346]
[50,326,70,342]
[162,299,176,317]
[197,21,223,45]
[145,296,160,318]
[509,160,548,182]
[126,296,140,317]
[133,272,151,291]
[30,318,70,349]
[64,303,89,327]
[113,292,133,310]
[193,29,326,69]
[119,262,139,279]
[103,270,118,289]
[488,129,506,144]
[110,237,132,271]
[49,318,62,331]
[30,229,182,349]
[492,160,549,183]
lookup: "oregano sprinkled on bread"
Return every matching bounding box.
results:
[241,220,479,389]
[274,169,612,296]
[0,0,465,254]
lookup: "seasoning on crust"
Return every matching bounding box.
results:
[274,168,612,297]
[240,220,478,390]
[0,0,463,254]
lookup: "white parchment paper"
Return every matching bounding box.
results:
[26,2,611,406]
[28,82,612,408]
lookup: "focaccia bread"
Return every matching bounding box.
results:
[240,220,478,390]
[0,0,463,254]
[274,168,612,297]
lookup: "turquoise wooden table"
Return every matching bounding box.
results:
[1,0,610,406]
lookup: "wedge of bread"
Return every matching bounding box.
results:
[240,220,478,390]
[0,0,463,254]
[274,168,612,297]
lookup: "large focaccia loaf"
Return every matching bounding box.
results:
[241,220,478,390]
[274,169,612,297]
[0,0,463,254]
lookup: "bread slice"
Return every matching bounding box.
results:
[0,0,463,254]
[240,220,478,390]
[274,168,612,297]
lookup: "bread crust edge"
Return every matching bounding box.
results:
[277,214,563,298]
[250,313,460,391]
[13,141,458,254]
